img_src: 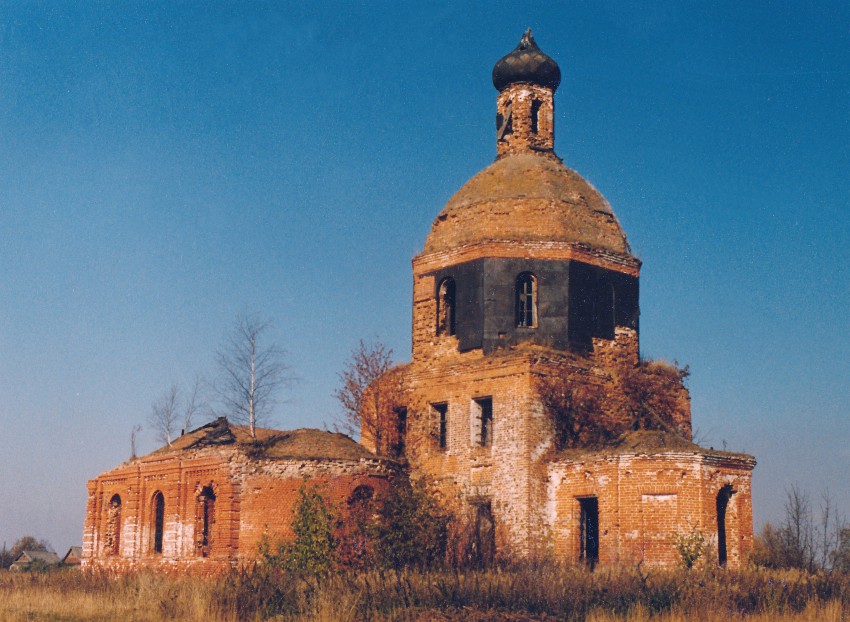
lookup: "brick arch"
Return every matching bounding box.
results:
[194,482,218,558]
[150,491,165,555]
[103,493,122,556]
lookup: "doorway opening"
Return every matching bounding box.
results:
[717,485,734,566]
[472,501,496,567]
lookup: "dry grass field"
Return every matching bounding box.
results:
[0,565,847,622]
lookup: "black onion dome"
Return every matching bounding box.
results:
[492,29,561,92]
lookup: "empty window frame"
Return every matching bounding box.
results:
[530,99,542,134]
[579,496,599,568]
[152,491,165,554]
[197,485,216,557]
[516,272,538,328]
[473,397,493,447]
[497,102,513,140]
[436,277,456,336]
[104,494,122,556]
[432,403,448,450]
[393,407,408,458]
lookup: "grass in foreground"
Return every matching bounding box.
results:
[0,565,848,621]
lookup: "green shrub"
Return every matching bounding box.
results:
[263,484,337,577]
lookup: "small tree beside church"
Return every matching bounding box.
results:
[263,484,337,577]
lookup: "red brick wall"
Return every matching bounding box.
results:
[82,448,394,572]
[548,453,754,568]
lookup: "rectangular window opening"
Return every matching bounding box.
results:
[474,397,493,447]
[432,403,448,450]
[394,407,408,458]
[531,99,542,134]
[579,497,599,568]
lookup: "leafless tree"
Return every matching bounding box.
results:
[753,485,847,571]
[783,484,816,571]
[182,375,208,434]
[148,384,180,447]
[334,338,402,454]
[130,424,142,459]
[215,313,290,438]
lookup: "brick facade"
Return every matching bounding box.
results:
[82,420,396,571]
[82,30,755,572]
[375,30,755,568]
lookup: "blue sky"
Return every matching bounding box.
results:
[0,2,847,551]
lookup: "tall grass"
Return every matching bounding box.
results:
[0,565,848,621]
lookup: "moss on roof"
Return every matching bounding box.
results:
[148,417,377,461]
[556,429,755,463]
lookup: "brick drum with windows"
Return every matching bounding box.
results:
[83,31,755,571]
[363,30,755,568]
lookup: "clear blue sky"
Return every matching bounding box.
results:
[1,2,847,551]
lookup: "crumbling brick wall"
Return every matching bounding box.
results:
[82,443,395,572]
[547,448,755,568]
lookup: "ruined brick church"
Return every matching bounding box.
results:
[83,31,755,571]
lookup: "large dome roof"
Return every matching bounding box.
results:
[422,153,632,256]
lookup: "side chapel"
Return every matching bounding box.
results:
[82,31,755,571]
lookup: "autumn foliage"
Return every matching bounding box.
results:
[537,358,691,450]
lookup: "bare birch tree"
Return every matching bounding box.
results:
[182,375,208,434]
[215,313,290,438]
[149,384,180,447]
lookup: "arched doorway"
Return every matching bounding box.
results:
[197,485,216,557]
[716,485,735,566]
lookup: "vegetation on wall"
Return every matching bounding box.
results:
[334,338,406,456]
[537,358,691,450]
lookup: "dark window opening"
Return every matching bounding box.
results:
[437,278,456,336]
[475,397,493,447]
[433,403,448,450]
[531,99,542,134]
[105,494,122,556]
[579,497,599,568]
[497,103,513,140]
[393,407,407,458]
[472,501,496,567]
[717,485,734,566]
[516,272,538,328]
[152,491,165,554]
[198,485,216,558]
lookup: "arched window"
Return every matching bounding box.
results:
[197,485,216,558]
[436,277,456,336]
[515,273,538,328]
[151,492,165,554]
[105,494,122,556]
